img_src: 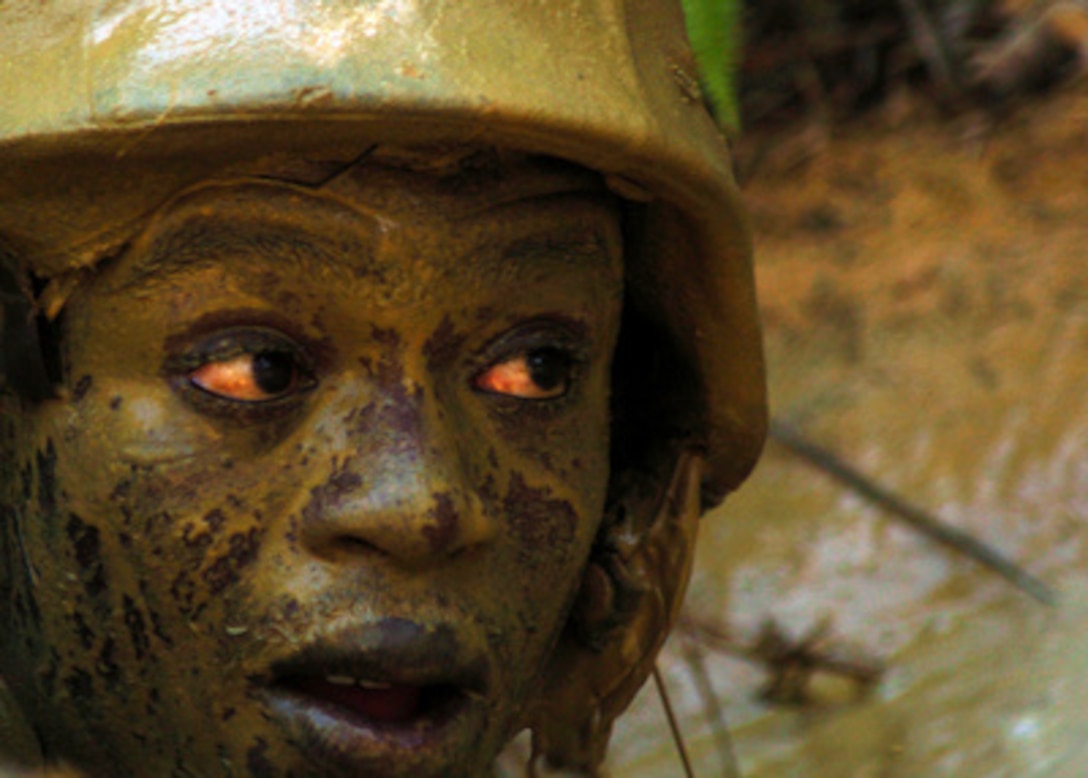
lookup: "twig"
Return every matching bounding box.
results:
[770,420,1058,606]
[680,639,741,777]
[653,664,695,778]
[679,616,884,705]
[896,0,968,99]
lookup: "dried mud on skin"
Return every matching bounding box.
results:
[598,83,1088,776]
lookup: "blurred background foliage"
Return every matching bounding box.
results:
[684,0,1088,136]
[646,3,1088,777]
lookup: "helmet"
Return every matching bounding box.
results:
[0,0,765,771]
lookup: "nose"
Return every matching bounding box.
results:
[298,386,496,570]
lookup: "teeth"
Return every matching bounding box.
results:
[325,675,394,690]
[357,679,393,690]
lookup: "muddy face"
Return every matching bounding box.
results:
[0,155,623,776]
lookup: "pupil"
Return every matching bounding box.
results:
[253,351,295,394]
[527,349,570,392]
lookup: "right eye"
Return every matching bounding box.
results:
[189,350,304,402]
[171,327,316,408]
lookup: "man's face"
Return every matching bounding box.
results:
[0,155,623,776]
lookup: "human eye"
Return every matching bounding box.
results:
[191,350,303,402]
[474,346,577,400]
[170,327,315,408]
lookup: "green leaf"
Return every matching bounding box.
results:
[681,0,743,133]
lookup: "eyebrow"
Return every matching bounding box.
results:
[483,186,621,264]
[114,186,617,292]
[499,228,616,270]
[114,213,374,292]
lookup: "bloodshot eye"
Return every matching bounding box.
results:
[188,343,310,404]
[474,347,575,400]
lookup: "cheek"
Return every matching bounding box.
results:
[483,422,611,645]
[17,388,289,685]
[484,369,613,579]
[493,411,611,561]
[66,443,273,630]
[0,428,153,749]
[9,412,289,760]
[1,442,51,686]
[472,461,604,730]
[501,471,583,571]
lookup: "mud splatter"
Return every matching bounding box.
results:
[503,472,578,566]
[96,635,122,690]
[181,508,226,551]
[139,578,174,646]
[72,610,96,651]
[170,570,198,617]
[203,527,262,596]
[301,457,363,524]
[36,439,58,516]
[72,374,93,402]
[422,491,458,553]
[123,595,150,661]
[246,737,275,778]
[66,513,107,598]
[64,667,94,704]
[423,314,464,373]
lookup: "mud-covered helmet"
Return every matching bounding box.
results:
[0,0,765,771]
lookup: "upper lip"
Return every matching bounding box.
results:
[262,616,490,696]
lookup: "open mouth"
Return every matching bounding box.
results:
[259,618,490,774]
[276,673,467,729]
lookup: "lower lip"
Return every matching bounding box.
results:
[260,682,485,776]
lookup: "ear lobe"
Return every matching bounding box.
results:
[527,450,704,776]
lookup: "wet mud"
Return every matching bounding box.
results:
[603,83,1088,776]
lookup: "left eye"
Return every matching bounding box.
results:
[474,347,574,400]
[189,350,303,402]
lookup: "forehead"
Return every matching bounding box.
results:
[328,148,612,216]
[107,150,621,291]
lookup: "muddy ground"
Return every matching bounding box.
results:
[599,79,1088,776]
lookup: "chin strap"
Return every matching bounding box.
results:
[526,449,704,777]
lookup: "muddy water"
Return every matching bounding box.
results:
[605,85,1088,776]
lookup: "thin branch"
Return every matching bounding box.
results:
[653,664,696,778]
[679,615,884,703]
[770,420,1057,606]
[680,639,742,777]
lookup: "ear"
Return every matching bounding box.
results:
[526,450,703,776]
